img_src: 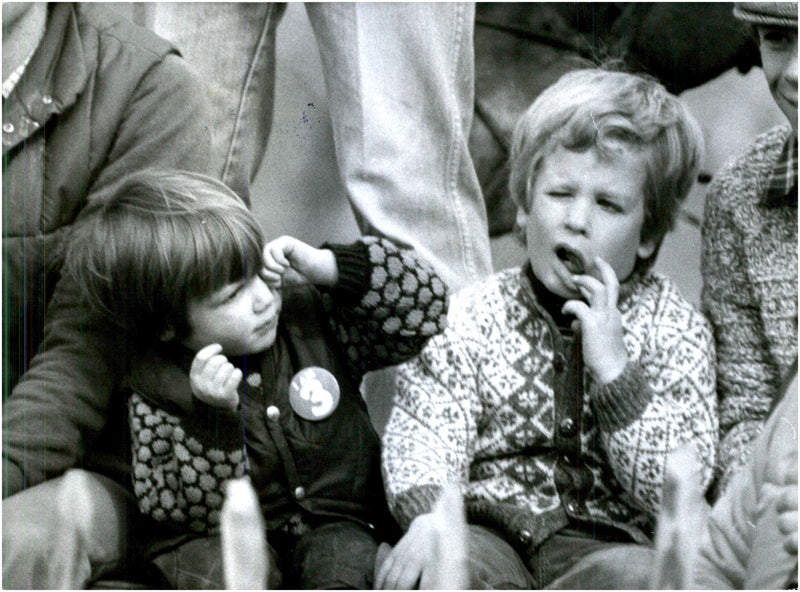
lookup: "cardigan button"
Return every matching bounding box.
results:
[559,418,576,438]
[294,486,306,500]
[3,122,14,134]
[266,406,280,421]
[518,529,532,545]
[41,94,53,105]
[553,353,566,372]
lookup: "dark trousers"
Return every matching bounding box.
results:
[151,519,379,589]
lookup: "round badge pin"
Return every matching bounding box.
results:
[289,367,340,421]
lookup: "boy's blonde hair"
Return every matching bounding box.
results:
[64,169,266,343]
[509,67,704,273]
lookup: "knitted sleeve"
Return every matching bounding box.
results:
[128,391,245,534]
[700,135,795,493]
[382,328,479,530]
[589,278,717,516]
[322,237,448,376]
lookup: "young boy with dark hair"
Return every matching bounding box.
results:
[59,169,448,589]
[379,68,717,589]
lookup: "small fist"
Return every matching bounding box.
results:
[262,235,337,287]
[190,343,242,411]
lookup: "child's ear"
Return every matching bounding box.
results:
[160,326,176,342]
[637,235,658,260]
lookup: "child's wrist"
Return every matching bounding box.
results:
[590,356,627,385]
[318,249,339,286]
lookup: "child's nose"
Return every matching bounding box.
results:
[564,198,590,234]
[252,277,275,310]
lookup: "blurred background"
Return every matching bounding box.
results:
[113,2,785,307]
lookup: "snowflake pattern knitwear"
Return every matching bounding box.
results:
[701,125,798,495]
[383,266,717,549]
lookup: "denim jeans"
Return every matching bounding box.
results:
[139,2,492,292]
[140,2,286,204]
[149,518,379,589]
[466,524,655,590]
[2,469,380,589]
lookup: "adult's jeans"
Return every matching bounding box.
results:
[463,523,654,589]
[141,2,492,292]
[140,2,285,204]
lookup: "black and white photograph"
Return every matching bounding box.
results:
[2,2,797,589]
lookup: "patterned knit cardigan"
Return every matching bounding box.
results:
[383,267,717,548]
[701,125,798,495]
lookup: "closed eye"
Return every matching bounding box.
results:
[597,198,624,213]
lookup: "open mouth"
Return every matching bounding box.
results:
[555,245,586,276]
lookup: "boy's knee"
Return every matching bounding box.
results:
[547,544,654,589]
[467,525,533,589]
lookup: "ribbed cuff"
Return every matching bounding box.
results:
[592,362,654,432]
[323,241,370,302]
[391,483,441,531]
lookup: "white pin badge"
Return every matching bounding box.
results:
[289,367,340,421]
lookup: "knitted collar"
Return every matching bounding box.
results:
[763,133,798,207]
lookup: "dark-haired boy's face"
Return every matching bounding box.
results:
[182,274,282,355]
[757,25,798,132]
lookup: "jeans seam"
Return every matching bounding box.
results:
[445,2,478,284]
[221,3,279,189]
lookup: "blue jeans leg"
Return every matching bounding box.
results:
[530,529,654,589]
[305,2,493,293]
[466,525,535,589]
[294,521,378,589]
[142,2,286,202]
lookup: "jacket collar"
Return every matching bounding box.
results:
[3,4,89,153]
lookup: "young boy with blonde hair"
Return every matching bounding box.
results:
[379,68,717,589]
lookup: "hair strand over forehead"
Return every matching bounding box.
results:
[64,169,266,343]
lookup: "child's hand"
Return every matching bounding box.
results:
[189,344,242,411]
[561,257,628,384]
[375,512,439,589]
[262,235,338,288]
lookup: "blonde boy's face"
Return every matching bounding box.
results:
[518,145,656,299]
[756,26,798,133]
[181,275,282,356]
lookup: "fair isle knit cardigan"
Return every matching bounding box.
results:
[383,266,717,549]
[701,125,798,495]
